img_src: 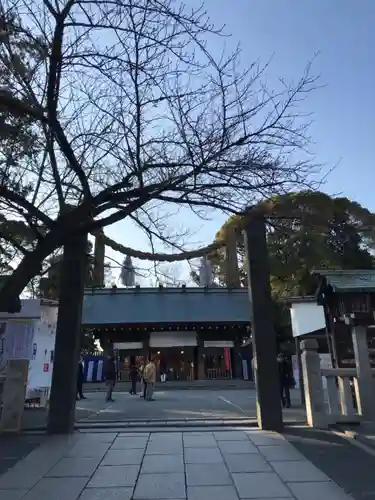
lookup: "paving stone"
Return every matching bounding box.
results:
[78,487,134,500]
[21,477,88,500]
[288,481,352,500]
[65,442,111,458]
[246,431,286,447]
[100,449,144,466]
[149,433,182,442]
[258,444,304,461]
[87,465,139,488]
[146,441,183,455]
[186,463,232,486]
[184,447,224,464]
[232,472,293,498]
[183,434,217,448]
[224,453,272,473]
[46,457,101,477]
[118,433,150,438]
[111,437,148,450]
[78,433,118,443]
[133,473,186,499]
[214,431,247,441]
[218,440,258,455]
[187,485,239,500]
[0,491,30,500]
[270,461,330,482]
[0,456,59,490]
[141,454,184,473]
[183,432,213,437]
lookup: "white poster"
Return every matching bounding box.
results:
[4,320,35,360]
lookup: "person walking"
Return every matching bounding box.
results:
[140,361,146,398]
[129,364,138,395]
[77,355,86,400]
[143,357,156,401]
[104,354,117,402]
[277,352,294,408]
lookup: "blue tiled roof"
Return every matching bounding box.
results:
[313,269,375,292]
[82,287,251,325]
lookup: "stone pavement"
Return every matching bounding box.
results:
[0,434,45,477]
[21,389,306,430]
[0,429,352,500]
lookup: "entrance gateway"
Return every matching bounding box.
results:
[82,287,252,381]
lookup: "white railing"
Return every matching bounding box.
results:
[300,338,375,429]
[321,367,375,424]
[321,368,359,424]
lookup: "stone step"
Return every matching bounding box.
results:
[84,380,255,392]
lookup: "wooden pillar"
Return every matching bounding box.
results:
[243,215,283,431]
[143,333,150,361]
[93,229,105,287]
[197,337,205,380]
[350,321,375,419]
[295,337,305,406]
[225,225,241,288]
[47,232,88,434]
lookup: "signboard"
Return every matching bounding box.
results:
[43,363,49,372]
[290,302,325,338]
[4,320,35,360]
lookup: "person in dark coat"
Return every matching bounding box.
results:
[77,355,86,400]
[277,353,294,408]
[104,354,117,402]
[129,364,139,395]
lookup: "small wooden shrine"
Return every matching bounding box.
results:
[314,269,375,368]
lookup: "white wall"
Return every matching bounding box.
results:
[290,302,326,338]
[204,341,234,348]
[150,331,197,347]
[0,299,41,321]
[27,304,57,393]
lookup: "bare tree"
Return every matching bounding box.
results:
[0,0,318,311]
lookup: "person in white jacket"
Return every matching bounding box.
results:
[143,357,156,401]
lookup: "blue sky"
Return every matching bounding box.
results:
[105,0,375,283]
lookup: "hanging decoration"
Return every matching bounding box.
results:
[120,255,135,287]
[198,255,213,287]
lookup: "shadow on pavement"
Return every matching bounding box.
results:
[0,434,45,477]
[284,426,375,500]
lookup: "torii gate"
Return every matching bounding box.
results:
[47,215,282,433]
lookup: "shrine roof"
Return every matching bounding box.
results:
[82,286,251,325]
[312,269,375,293]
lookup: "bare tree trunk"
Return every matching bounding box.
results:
[47,232,87,434]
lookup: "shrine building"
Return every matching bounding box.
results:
[81,286,252,381]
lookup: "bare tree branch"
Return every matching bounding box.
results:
[0,0,319,308]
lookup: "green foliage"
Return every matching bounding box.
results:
[266,191,375,297]
[38,241,96,300]
[214,191,375,297]
[209,191,375,345]
[0,10,44,190]
[0,214,34,273]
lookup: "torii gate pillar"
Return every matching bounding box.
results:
[244,215,283,431]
